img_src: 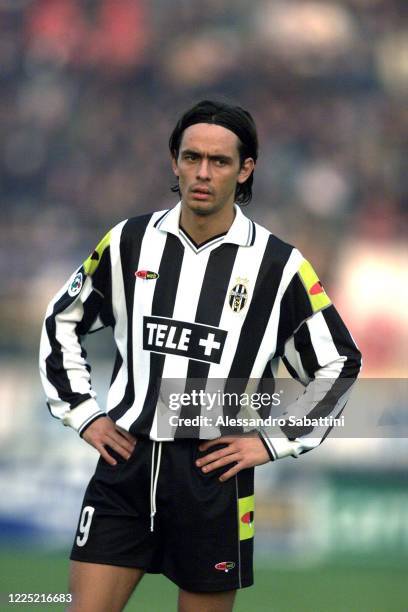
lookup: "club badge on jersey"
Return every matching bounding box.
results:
[229,278,249,313]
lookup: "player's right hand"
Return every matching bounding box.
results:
[82,416,137,465]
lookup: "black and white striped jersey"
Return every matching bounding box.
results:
[39,202,361,460]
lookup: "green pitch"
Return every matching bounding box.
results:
[1,550,406,611]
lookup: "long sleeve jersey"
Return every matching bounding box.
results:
[39,202,361,461]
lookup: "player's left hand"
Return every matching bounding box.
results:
[196,435,271,482]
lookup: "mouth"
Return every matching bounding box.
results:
[190,187,213,201]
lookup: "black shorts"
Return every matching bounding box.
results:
[70,438,254,592]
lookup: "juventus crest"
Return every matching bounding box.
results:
[229,278,249,313]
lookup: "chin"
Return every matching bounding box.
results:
[184,198,216,216]
[191,205,214,217]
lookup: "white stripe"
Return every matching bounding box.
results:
[39,265,91,415]
[58,277,95,396]
[307,311,344,371]
[151,245,212,439]
[117,212,168,430]
[235,475,242,589]
[39,323,71,417]
[106,220,129,411]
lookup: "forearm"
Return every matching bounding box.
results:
[260,309,362,461]
[258,364,357,460]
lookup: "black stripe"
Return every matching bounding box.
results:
[282,355,300,381]
[321,306,362,377]
[293,322,320,377]
[228,236,292,380]
[308,378,355,420]
[74,249,114,333]
[109,214,153,421]
[257,362,276,420]
[94,248,115,327]
[130,233,185,435]
[45,266,92,408]
[249,221,256,247]
[175,243,239,438]
[77,292,104,335]
[275,273,313,357]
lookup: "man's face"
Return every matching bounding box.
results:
[172,123,254,216]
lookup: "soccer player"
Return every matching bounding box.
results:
[39,100,361,612]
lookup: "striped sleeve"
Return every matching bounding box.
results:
[39,228,115,435]
[259,257,362,461]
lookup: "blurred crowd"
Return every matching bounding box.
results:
[0,0,406,373]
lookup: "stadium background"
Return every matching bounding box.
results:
[0,0,407,609]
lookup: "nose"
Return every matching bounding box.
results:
[196,158,211,181]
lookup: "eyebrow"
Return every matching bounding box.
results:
[180,149,234,163]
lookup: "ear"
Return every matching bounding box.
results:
[171,156,179,177]
[237,158,255,185]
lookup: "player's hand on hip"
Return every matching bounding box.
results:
[82,416,137,465]
[196,435,270,482]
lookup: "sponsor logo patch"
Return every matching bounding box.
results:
[229,277,249,313]
[135,270,159,280]
[143,316,227,364]
[298,260,331,313]
[68,272,83,297]
[215,561,235,573]
[241,511,254,526]
[309,281,324,295]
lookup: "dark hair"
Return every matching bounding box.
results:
[169,99,258,205]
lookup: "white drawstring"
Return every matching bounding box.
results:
[150,441,162,532]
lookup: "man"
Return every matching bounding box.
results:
[40,99,361,612]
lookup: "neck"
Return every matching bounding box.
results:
[179,203,235,245]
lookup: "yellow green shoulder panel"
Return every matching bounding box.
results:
[298,259,331,313]
[83,230,111,276]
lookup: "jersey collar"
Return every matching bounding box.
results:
[155,201,255,247]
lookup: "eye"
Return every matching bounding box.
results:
[183,153,198,162]
[214,158,227,167]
